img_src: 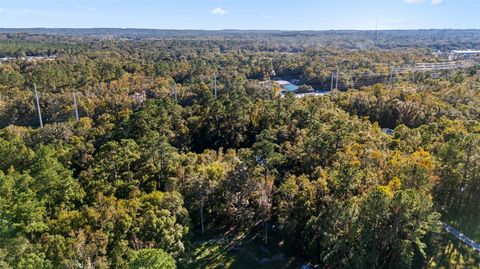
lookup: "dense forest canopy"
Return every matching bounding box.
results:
[0,29,479,268]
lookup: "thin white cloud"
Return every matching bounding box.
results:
[403,0,443,5]
[211,7,228,16]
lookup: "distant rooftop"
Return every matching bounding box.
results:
[275,80,291,86]
[294,92,328,98]
[382,128,395,135]
[452,50,480,54]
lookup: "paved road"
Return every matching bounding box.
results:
[443,223,480,252]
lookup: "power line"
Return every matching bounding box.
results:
[14,59,479,128]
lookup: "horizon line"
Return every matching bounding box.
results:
[1,27,479,32]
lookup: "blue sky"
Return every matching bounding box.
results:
[0,0,479,30]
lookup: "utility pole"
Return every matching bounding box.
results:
[268,80,272,99]
[375,16,379,44]
[73,92,79,121]
[389,65,395,84]
[33,84,43,128]
[335,68,339,89]
[173,81,178,102]
[200,200,205,235]
[142,90,147,107]
[214,75,218,99]
[265,220,268,245]
[331,72,334,91]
